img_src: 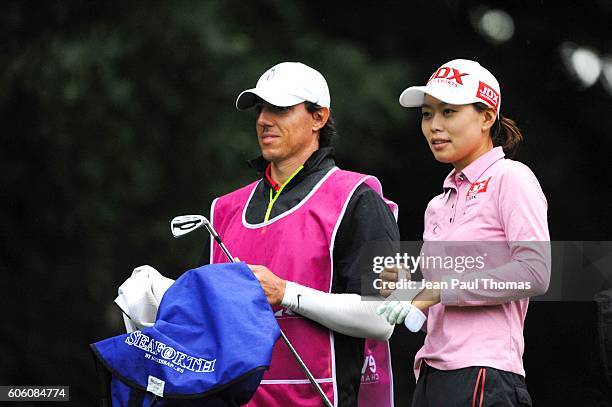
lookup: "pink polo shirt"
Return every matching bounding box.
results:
[414,146,551,379]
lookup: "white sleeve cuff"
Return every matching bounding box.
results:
[404,305,427,332]
[281,281,301,309]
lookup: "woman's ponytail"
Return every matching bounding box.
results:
[474,103,523,156]
[493,114,523,156]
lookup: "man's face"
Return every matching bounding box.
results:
[255,102,319,164]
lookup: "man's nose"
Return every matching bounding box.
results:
[257,108,274,128]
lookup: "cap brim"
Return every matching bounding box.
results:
[398,86,428,107]
[399,85,481,108]
[235,88,305,111]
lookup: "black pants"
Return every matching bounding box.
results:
[412,363,533,407]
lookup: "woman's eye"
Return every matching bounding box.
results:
[443,109,454,116]
[422,111,432,119]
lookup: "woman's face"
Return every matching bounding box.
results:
[421,94,495,171]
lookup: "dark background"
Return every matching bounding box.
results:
[2,0,612,405]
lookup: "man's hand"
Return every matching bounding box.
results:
[247,264,287,306]
[379,266,410,298]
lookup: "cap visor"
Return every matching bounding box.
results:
[399,86,428,107]
[235,88,305,111]
[400,85,481,108]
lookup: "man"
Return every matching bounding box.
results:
[205,62,399,406]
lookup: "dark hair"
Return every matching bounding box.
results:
[305,101,336,147]
[473,103,523,156]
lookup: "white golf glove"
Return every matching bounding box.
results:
[376,300,426,333]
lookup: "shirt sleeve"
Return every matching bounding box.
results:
[281,281,394,340]
[332,184,400,296]
[440,163,551,306]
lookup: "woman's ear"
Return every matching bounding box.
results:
[482,107,497,132]
[312,107,330,132]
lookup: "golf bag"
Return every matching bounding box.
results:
[91,262,280,406]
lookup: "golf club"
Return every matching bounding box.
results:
[171,215,233,261]
[170,214,333,407]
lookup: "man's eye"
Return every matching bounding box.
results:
[271,105,292,113]
[256,103,292,114]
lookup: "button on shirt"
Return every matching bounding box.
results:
[415,146,551,379]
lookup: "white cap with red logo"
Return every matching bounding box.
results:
[236,62,331,111]
[399,59,501,114]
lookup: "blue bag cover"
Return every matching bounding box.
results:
[91,262,280,404]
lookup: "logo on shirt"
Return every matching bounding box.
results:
[467,177,492,201]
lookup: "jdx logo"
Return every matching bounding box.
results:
[428,66,470,85]
[360,354,380,383]
[476,82,500,109]
[467,177,492,198]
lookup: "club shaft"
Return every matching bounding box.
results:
[204,222,332,407]
[204,224,234,261]
[218,242,233,263]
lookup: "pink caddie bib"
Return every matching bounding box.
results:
[210,167,397,406]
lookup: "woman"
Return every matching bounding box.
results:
[379,59,550,406]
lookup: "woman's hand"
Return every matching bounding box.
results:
[410,287,441,310]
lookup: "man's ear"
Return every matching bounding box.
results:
[312,107,330,132]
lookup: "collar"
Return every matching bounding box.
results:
[264,164,280,191]
[248,147,336,190]
[442,146,505,189]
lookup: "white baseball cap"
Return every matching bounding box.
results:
[399,59,501,114]
[235,62,331,110]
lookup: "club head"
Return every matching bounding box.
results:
[170,215,210,238]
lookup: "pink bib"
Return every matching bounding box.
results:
[211,167,397,406]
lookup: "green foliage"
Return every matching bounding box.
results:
[0,1,418,401]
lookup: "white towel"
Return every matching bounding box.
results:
[114,265,175,333]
